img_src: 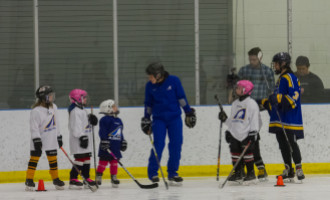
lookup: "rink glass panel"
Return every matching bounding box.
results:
[1,1,330,109]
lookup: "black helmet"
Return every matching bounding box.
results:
[272,52,291,66]
[272,52,291,74]
[146,62,165,80]
[36,85,54,102]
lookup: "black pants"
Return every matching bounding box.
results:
[275,131,302,168]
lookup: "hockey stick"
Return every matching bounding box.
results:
[106,149,158,189]
[214,95,223,181]
[60,147,97,192]
[90,106,99,188]
[148,134,169,190]
[220,141,251,189]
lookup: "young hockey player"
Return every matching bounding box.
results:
[25,85,65,191]
[141,62,196,185]
[259,52,305,181]
[218,80,261,183]
[95,99,127,188]
[68,89,98,190]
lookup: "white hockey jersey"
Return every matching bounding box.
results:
[30,104,61,151]
[68,106,93,155]
[226,97,262,142]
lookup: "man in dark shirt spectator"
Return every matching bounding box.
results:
[294,56,324,103]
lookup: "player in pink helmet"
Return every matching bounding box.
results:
[69,89,88,106]
[67,89,98,190]
[218,80,262,184]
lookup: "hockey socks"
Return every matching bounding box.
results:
[47,155,59,180]
[26,156,40,180]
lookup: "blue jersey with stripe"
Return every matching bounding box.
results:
[268,71,304,139]
[144,74,191,121]
[98,115,124,159]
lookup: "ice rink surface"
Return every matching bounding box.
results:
[1,175,330,200]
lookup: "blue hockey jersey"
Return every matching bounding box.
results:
[144,74,191,121]
[264,71,304,139]
[98,115,124,159]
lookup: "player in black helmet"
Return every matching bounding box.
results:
[260,52,305,182]
[25,85,65,191]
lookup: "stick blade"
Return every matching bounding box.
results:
[137,182,159,189]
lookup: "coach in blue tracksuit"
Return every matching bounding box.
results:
[141,62,196,184]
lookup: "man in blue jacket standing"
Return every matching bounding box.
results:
[141,62,196,185]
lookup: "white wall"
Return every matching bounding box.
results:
[1,104,329,172]
[233,0,330,87]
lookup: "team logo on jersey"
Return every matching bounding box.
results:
[108,127,122,141]
[167,85,172,91]
[44,115,56,132]
[84,124,91,133]
[233,108,246,121]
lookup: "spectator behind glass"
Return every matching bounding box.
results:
[238,47,275,102]
[294,56,324,103]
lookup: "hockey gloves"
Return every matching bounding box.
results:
[225,130,233,143]
[121,139,127,151]
[268,94,279,106]
[33,138,42,152]
[218,110,228,122]
[88,114,98,126]
[243,131,258,146]
[185,108,196,128]
[57,135,63,148]
[79,136,89,149]
[100,140,110,151]
[141,117,152,135]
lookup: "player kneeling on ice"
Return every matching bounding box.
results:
[95,99,127,188]
[218,80,261,184]
[68,89,98,190]
[25,86,65,191]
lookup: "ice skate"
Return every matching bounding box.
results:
[276,164,295,183]
[151,176,160,183]
[168,176,183,186]
[25,179,35,191]
[111,175,120,188]
[228,169,243,184]
[257,166,268,182]
[243,170,257,186]
[84,178,98,190]
[53,178,65,190]
[296,164,305,183]
[69,179,83,190]
[96,172,103,185]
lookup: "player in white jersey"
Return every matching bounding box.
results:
[25,85,65,191]
[219,80,261,183]
[68,89,98,190]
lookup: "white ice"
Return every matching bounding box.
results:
[1,175,330,200]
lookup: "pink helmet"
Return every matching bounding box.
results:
[237,80,254,95]
[69,89,87,104]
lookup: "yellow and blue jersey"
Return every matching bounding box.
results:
[267,71,304,139]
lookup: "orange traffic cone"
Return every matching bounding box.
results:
[36,179,47,191]
[274,175,286,187]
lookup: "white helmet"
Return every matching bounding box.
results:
[99,99,117,115]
